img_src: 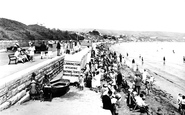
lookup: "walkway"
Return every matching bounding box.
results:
[0,51,58,79]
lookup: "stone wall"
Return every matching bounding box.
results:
[0,56,64,111]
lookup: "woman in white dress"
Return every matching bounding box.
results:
[47,44,53,59]
[28,44,35,62]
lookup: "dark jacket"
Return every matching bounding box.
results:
[102,95,112,110]
[56,42,61,49]
[135,76,142,86]
[116,73,123,85]
[40,44,47,51]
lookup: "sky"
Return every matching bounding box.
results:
[0,0,185,33]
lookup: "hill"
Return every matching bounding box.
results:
[0,18,84,40]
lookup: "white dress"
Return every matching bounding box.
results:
[95,74,101,87]
[47,46,53,58]
[91,77,96,88]
[29,46,35,56]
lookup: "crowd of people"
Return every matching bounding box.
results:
[12,40,82,64]
[13,42,36,63]
[74,43,154,115]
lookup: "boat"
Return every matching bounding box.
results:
[44,78,70,98]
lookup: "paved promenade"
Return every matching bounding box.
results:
[0,51,58,79]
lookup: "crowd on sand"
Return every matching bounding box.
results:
[10,40,81,64]
[79,43,151,115]
[26,42,185,115]
[77,43,185,115]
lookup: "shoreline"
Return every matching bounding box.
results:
[110,42,185,114]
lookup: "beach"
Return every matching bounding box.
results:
[111,42,185,108]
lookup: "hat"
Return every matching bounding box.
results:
[135,72,141,76]
[103,83,108,87]
[31,80,36,83]
[133,91,137,96]
[128,88,133,92]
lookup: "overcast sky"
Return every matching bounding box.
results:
[0,0,185,33]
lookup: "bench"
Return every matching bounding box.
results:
[8,54,17,64]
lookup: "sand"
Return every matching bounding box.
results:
[0,87,111,115]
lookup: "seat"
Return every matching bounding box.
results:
[8,54,17,64]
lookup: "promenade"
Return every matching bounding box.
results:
[0,52,58,79]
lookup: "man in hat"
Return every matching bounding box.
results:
[102,90,115,115]
[56,40,61,56]
[40,41,48,59]
[134,73,142,95]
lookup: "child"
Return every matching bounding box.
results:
[79,74,84,90]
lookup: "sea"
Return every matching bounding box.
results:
[111,42,185,100]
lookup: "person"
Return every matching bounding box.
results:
[141,57,144,65]
[135,93,149,114]
[126,91,137,110]
[181,95,185,113]
[14,42,20,51]
[134,73,142,95]
[132,59,135,70]
[142,69,147,84]
[42,74,50,87]
[47,43,53,59]
[14,48,26,63]
[79,74,85,90]
[41,74,52,101]
[114,91,122,108]
[148,75,154,89]
[178,93,183,111]
[40,41,47,59]
[95,71,101,92]
[127,53,129,57]
[28,43,35,62]
[116,72,123,92]
[163,56,165,65]
[60,41,64,55]
[139,54,141,59]
[101,84,109,97]
[102,90,115,115]
[29,73,40,100]
[172,50,175,54]
[56,41,61,56]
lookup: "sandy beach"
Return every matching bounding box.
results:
[0,86,111,115]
